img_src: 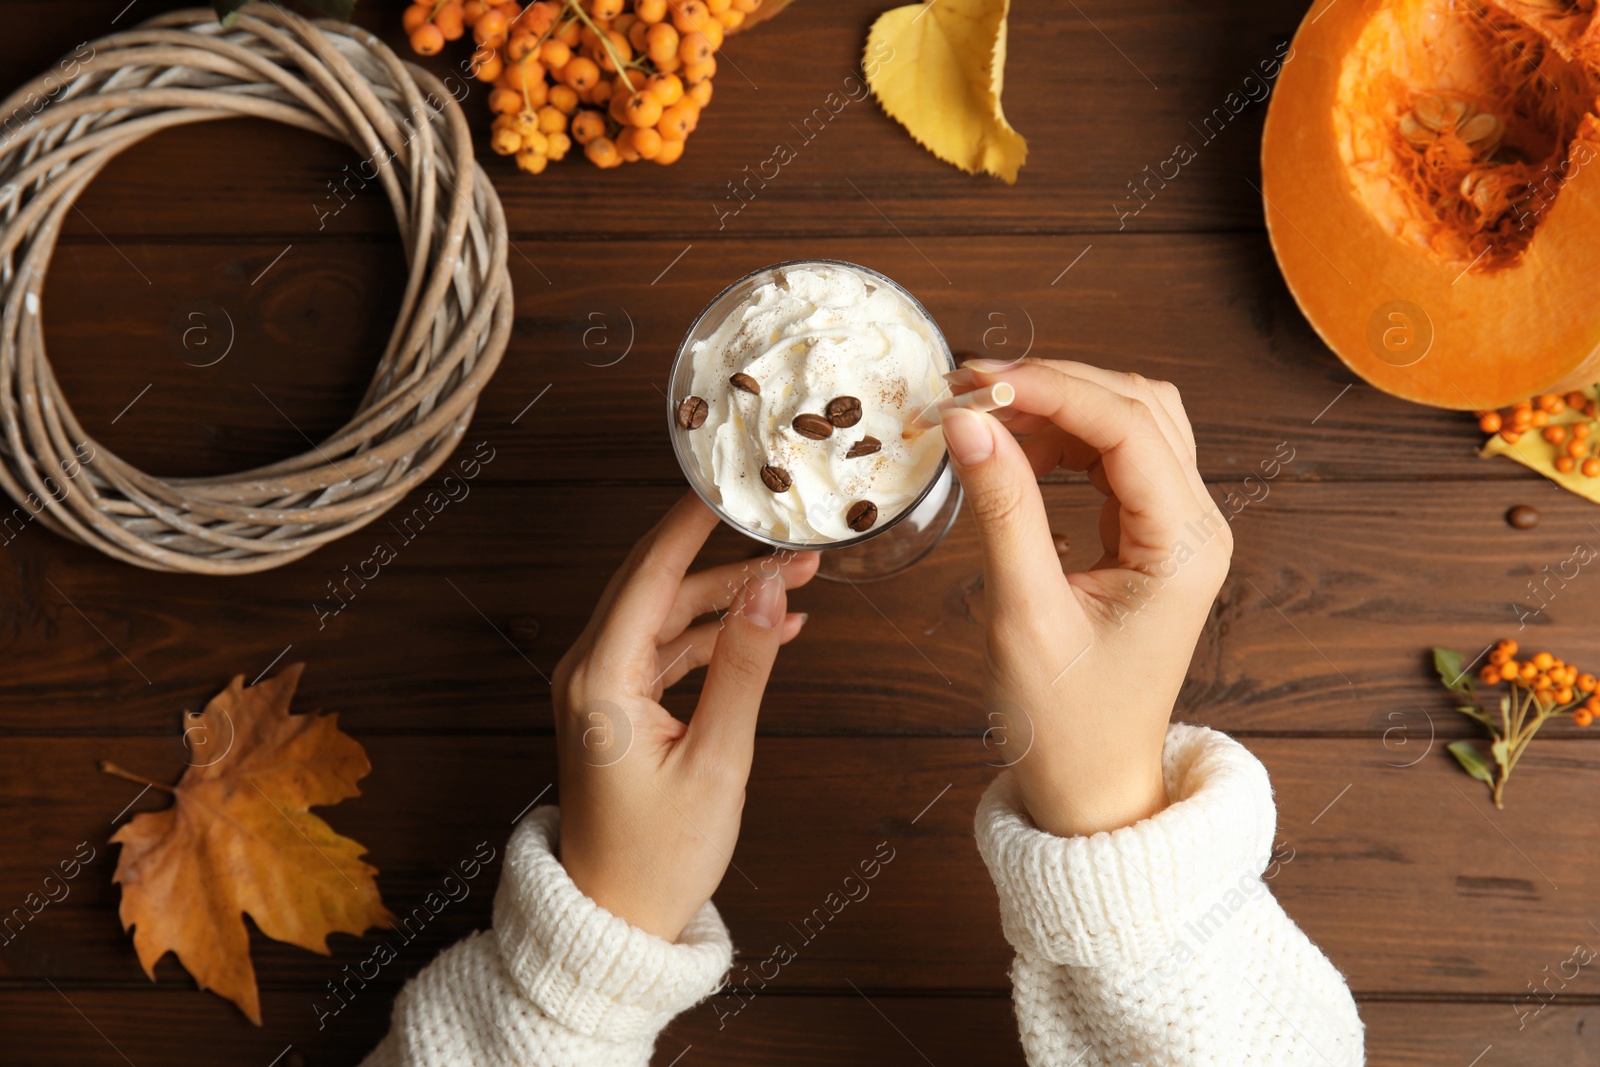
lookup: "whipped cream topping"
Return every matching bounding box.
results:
[684,265,948,543]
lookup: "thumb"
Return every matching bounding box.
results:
[941,407,1065,617]
[684,570,786,766]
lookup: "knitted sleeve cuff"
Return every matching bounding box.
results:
[490,806,733,1043]
[975,723,1277,969]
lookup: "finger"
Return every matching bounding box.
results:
[594,491,719,646]
[656,551,820,642]
[1018,424,1099,478]
[968,359,1198,461]
[941,407,1075,621]
[952,363,1199,563]
[682,571,787,767]
[653,611,807,696]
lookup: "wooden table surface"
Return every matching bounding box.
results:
[4,1,1600,1063]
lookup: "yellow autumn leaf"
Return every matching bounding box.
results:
[1479,385,1600,503]
[865,0,1028,183]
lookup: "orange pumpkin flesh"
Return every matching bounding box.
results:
[1263,0,1600,410]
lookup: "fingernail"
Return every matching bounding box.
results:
[942,368,978,388]
[962,358,1015,372]
[794,612,809,628]
[741,573,784,629]
[941,407,994,466]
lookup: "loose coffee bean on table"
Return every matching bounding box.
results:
[826,395,863,428]
[760,464,791,492]
[676,395,708,430]
[792,413,834,439]
[847,500,878,532]
[1507,504,1540,530]
[730,372,760,395]
[845,436,882,458]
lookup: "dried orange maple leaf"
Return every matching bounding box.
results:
[104,663,392,1025]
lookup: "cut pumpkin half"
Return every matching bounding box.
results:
[1262,0,1600,409]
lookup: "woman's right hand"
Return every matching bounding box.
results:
[939,359,1232,838]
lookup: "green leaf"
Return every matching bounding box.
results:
[1455,704,1496,729]
[213,0,248,22]
[1433,647,1468,691]
[304,0,358,20]
[1448,740,1495,785]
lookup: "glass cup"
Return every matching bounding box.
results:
[667,259,962,582]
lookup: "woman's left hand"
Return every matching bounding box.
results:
[554,492,818,941]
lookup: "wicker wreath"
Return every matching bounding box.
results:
[0,4,512,574]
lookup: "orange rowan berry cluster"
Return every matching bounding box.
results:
[1480,639,1598,726]
[404,0,758,174]
[1478,391,1600,477]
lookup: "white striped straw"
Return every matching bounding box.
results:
[910,381,1016,430]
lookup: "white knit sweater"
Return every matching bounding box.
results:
[361,725,1364,1066]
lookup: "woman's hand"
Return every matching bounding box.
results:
[554,492,818,941]
[940,359,1232,838]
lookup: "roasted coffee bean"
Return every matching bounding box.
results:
[846,500,878,532]
[1507,504,1540,529]
[792,413,834,439]
[676,395,708,430]
[760,464,792,492]
[826,395,863,428]
[845,436,882,458]
[730,372,760,395]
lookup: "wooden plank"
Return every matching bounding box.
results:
[3,0,1303,239]
[0,479,1595,736]
[0,990,1592,1067]
[2,737,1597,997]
[38,236,1499,485]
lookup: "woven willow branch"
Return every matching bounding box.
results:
[0,4,513,574]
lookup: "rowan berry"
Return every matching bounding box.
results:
[673,0,710,32]
[571,109,606,143]
[473,48,504,82]
[475,9,508,44]
[1557,455,1577,473]
[1489,647,1511,666]
[550,84,580,113]
[490,124,522,155]
[1479,412,1502,433]
[655,135,686,164]
[717,8,744,28]
[564,56,601,90]
[1580,673,1598,693]
[463,0,488,22]
[732,0,762,10]
[411,23,446,54]
[683,56,716,83]
[688,79,712,106]
[546,130,572,160]
[1575,423,1592,440]
[647,23,680,64]
[403,4,432,33]
[637,0,669,21]
[1480,665,1501,684]
[1556,686,1575,704]
[680,31,713,64]
[647,72,684,105]
[1543,424,1568,444]
[1521,661,1539,681]
[537,104,568,132]
[1499,430,1522,443]
[1577,709,1595,727]
[1532,410,1550,427]
[541,38,572,67]
[658,101,695,139]
[628,20,651,51]
[435,2,466,37]
[1584,457,1600,478]
[1538,393,1565,413]
[593,0,625,18]
[632,125,664,158]
[516,148,549,174]
[1567,391,1588,409]
[490,87,524,114]
[625,92,664,127]
[585,135,621,167]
